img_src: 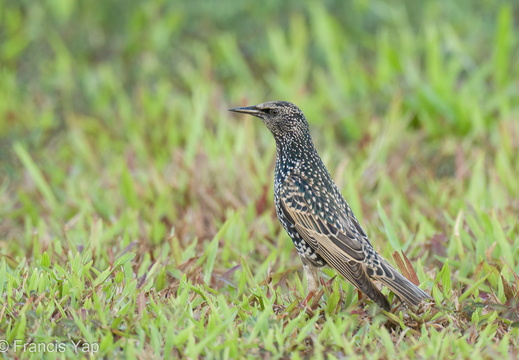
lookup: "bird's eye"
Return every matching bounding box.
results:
[270,109,279,116]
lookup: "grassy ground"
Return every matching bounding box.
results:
[1,0,519,359]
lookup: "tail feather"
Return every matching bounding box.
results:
[376,263,431,307]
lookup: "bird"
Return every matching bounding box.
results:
[229,100,431,311]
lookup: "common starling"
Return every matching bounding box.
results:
[229,100,430,311]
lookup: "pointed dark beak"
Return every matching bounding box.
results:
[228,105,262,116]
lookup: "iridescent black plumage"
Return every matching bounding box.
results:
[229,101,430,310]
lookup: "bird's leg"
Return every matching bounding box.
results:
[301,259,320,307]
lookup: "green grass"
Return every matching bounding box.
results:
[1,0,519,358]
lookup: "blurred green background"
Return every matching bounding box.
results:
[2,0,518,244]
[1,0,518,358]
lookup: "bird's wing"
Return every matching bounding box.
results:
[280,174,430,309]
[279,173,391,310]
[279,173,368,262]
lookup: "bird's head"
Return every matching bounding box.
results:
[229,101,309,139]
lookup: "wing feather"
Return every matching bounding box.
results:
[280,174,367,262]
[279,174,393,309]
[280,173,430,309]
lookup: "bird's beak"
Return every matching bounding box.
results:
[228,105,262,117]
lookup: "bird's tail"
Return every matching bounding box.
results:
[375,263,431,307]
